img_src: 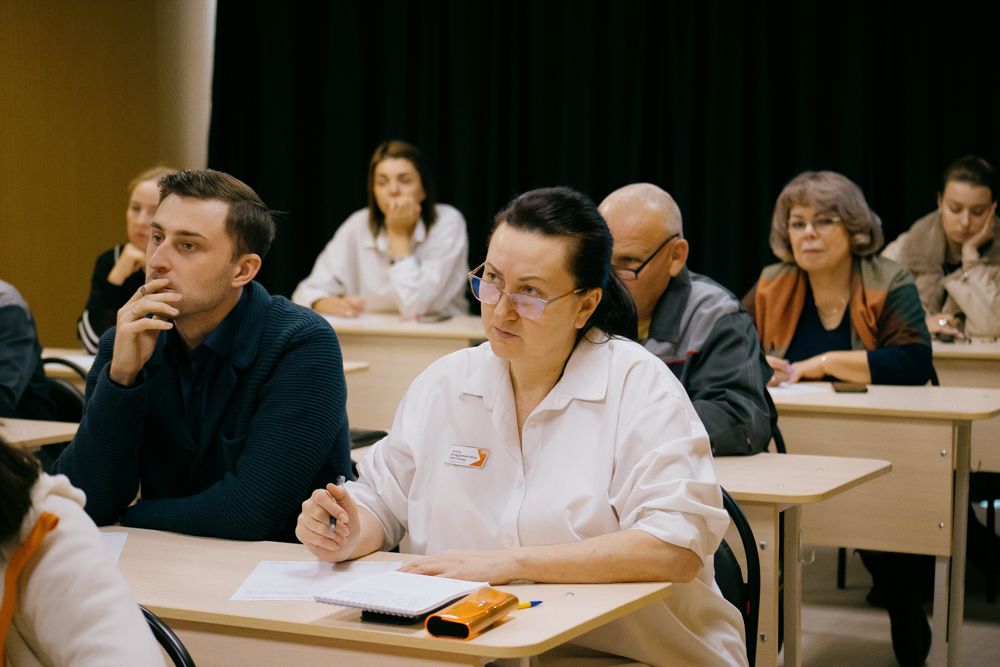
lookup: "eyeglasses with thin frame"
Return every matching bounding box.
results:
[611,232,680,281]
[468,264,585,320]
[787,215,842,234]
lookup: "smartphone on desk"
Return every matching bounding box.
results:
[831,382,868,393]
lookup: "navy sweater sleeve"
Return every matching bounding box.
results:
[121,319,350,540]
[53,331,146,523]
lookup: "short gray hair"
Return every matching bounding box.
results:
[769,171,883,262]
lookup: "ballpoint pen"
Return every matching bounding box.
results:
[328,475,347,534]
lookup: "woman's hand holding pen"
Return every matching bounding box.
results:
[296,480,362,562]
[765,355,792,386]
[312,295,366,318]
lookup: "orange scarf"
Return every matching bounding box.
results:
[1,512,60,667]
[753,264,881,356]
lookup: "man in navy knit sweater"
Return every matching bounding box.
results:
[55,169,352,541]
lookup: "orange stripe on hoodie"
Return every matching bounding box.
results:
[1,512,59,667]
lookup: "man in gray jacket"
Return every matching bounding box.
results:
[600,183,772,455]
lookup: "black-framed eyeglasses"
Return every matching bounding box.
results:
[467,263,585,320]
[611,233,680,281]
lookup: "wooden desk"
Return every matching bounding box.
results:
[715,453,891,667]
[107,527,671,667]
[42,347,368,384]
[933,340,1000,472]
[345,448,889,667]
[0,417,78,451]
[769,383,1000,667]
[41,347,94,391]
[342,361,370,374]
[325,313,486,430]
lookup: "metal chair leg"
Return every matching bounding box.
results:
[837,547,847,589]
[987,499,996,603]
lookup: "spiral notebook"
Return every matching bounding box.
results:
[315,570,488,622]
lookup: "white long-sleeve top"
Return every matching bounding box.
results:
[0,474,163,666]
[350,335,747,667]
[292,204,470,318]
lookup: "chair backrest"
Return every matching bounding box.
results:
[764,389,786,454]
[41,356,89,383]
[140,605,196,667]
[41,358,87,424]
[45,377,84,423]
[715,487,761,667]
[31,373,85,470]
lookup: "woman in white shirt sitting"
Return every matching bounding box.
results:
[296,187,747,667]
[292,140,469,319]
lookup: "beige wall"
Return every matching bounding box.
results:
[0,0,214,348]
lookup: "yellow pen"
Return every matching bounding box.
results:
[518,600,542,609]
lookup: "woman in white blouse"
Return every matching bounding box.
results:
[292,140,469,318]
[296,187,746,666]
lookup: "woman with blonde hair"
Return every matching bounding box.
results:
[77,165,176,353]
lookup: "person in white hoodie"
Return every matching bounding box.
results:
[0,439,163,666]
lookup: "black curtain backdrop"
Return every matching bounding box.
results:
[208,0,1000,303]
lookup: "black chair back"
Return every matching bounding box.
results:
[46,377,84,422]
[715,487,761,667]
[140,605,196,667]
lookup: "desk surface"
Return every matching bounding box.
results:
[769,383,1000,421]
[715,452,892,505]
[324,313,486,341]
[109,527,671,660]
[43,348,368,376]
[342,361,369,374]
[933,340,1000,360]
[0,417,78,450]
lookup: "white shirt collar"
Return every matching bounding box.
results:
[461,332,611,412]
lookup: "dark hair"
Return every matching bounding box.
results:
[0,438,41,543]
[941,155,996,201]
[492,186,638,342]
[366,140,438,236]
[158,169,276,260]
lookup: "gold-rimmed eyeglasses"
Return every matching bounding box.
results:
[468,263,585,320]
[787,215,842,234]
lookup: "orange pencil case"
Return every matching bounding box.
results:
[424,587,519,639]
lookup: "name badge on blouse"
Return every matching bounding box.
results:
[445,446,489,469]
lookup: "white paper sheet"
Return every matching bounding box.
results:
[768,383,830,395]
[231,560,402,601]
[101,532,128,562]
